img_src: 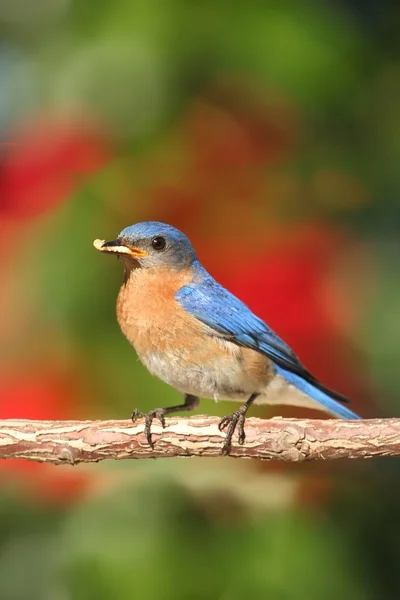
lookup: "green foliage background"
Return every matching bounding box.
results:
[1,1,400,598]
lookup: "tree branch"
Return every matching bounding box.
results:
[0,416,398,463]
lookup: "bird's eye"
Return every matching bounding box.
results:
[151,236,166,251]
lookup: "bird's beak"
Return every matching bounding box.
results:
[93,238,148,258]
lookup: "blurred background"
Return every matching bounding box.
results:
[0,0,399,598]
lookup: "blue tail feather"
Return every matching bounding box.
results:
[275,366,361,420]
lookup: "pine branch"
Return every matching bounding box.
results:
[0,416,398,463]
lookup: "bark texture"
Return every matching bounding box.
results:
[0,416,397,463]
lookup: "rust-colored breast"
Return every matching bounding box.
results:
[115,266,275,399]
[116,266,198,358]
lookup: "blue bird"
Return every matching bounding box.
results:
[94,221,360,453]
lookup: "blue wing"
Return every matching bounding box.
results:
[176,266,360,419]
[177,272,301,371]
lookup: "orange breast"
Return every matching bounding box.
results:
[116,266,200,358]
[115,266,275,398]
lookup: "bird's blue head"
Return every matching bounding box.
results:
[94,221,197,271]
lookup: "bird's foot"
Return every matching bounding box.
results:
[131,408,166,448]
[218,404,248,455]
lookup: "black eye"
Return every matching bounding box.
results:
[151,236,166,251]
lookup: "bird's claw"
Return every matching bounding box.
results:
[218,408,247,455]
[131,408,166,448]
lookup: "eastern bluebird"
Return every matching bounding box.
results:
[94,221,360,453]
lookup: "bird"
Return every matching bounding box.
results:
[94,221,360,453]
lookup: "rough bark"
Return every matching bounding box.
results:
[0,416,398,463]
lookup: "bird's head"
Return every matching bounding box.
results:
[94,221,197,273]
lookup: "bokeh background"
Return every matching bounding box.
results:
[1,1,400,598]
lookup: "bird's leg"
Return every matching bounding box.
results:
[218,393,259,455]
[131,394,199,448]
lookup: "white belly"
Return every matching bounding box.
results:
[139,350,327,413]
[140,350,258,401]
[253,374,328,412]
